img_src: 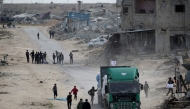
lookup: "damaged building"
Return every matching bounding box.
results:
[115,0,190,54]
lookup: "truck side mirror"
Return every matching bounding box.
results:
[105,85,108,94]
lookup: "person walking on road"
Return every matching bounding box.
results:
[71,86,78,100]
[69,52,73,64]
[82,99,91,109]
[52,84,57,99]
[77,99,84,109]
[67,92,72,109]
[60,52,64,65]
[52,53,56,64]
[166,77,174,96]
[26,50,30,63]
[37,32,39,39]
[88,86,97,105]
[43,52,47,62]
[144,81,150,97]
[49,30,52,39]
[30,50,35,64]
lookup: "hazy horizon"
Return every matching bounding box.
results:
[4,0,116,4]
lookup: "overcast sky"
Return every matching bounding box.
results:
[4,0,116,3]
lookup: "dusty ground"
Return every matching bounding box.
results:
[0,25,188,109]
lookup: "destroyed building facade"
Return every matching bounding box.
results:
[117,0,190,54]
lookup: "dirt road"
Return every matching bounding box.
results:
[24,27,100,108]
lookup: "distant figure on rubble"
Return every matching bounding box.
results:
[69,52,73,64]
[166,77,174,96]
[49,30,52,39]
[2,24,5,28]
[73,27,76,32]
[52,31,55,38]
[52,53,56,64]
[37,32,39,39]
[26,50,30,63]
[52,84,57,99]
[30,50,35,64]
[144,81,150,97]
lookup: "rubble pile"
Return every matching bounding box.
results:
[0,9,64,25]
[49,5,120,41]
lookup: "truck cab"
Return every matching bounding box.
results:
[98,66,141,109]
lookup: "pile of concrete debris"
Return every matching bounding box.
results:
[0,9,63,25]
[49,5,120,42]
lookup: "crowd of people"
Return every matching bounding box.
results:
[25,50,47,64]
[52,84,97,109]
[26,50,74,64]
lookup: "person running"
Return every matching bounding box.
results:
[166,77,174,96]
[52,84,57,99]
[88,86,97,105]
[71,86,78,100]
[77,99,84,109]
[69,52,73,64]
[144,81,150,97]
[67,92,72,109]
[26,50,30,63]
[52,53,56,64]
[82,99,91,109]
[37,32,39,39]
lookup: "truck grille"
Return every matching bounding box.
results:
[116,102,134,109]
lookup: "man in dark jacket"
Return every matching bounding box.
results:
[77,99,83,109]
[37,32,39,39]
[166,77,174,96]
[82,99,91,109]
[52,53,56,64]
[52,84,57,99]
[69,52,73,64]
[88,87,97,105]
[26,50,30,63]
[30,50,35,64]
[67,92,72,109]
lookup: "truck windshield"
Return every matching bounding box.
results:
[109,82,140,94]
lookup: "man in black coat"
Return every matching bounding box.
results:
[30,50,35,64]
[82,99,91,109]
[26,50,30,63]
[67,92,72,109]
